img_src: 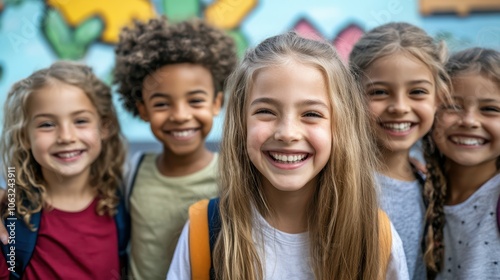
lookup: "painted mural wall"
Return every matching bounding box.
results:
[1,0,500,144]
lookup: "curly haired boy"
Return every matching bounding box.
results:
[113,17,237,280]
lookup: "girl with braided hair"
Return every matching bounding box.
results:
[350,22,452,280]
[423,47,500,279]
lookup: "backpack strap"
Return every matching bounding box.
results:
[114,192,130,258]
[189,199,211,280]
[124,152,145,210]
[378,209,392,280]
[1,212,41,279]
[188,198,221,280]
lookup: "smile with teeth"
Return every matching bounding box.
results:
[54,150,83,158]
[450,136,486,146]
[381,122,412,132]
[170,129,197,138]
[269,152,308,163]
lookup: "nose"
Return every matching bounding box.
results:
[274,117,302,143]
[169,104,193,123]
[387,96,410,115]
[458,110,480,128]
[57,123,76,144]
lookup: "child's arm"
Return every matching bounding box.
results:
[166,222,191,280]
[386,223,410,280]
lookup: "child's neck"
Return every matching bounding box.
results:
[43,169,96,212]
[157,146,214,177]
[262,181,314,234]
[446,161,499,205]
[379,149,414,181]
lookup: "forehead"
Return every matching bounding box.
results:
[250,62,330,104]
[142,63,215,94]
[28,81,96,116]
[363,52,435,84]
[452,74,500,98]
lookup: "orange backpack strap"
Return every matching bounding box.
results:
[189,199,211,280]
[378,209,392,279]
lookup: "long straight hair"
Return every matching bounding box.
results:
[214,32,382,279]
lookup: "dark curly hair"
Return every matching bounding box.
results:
[113,17,237,116]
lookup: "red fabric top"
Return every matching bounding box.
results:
[0,198,119,280]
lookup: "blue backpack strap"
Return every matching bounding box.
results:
[207,198,220,280]
[114,192,130,258]
[124,152,145,210]
[1,212,41,279]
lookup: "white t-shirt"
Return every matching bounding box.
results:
[436,173,500,280]
[167,208,409,279]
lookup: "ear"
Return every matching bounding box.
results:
[136,101,150,122]
[212,91,223,116]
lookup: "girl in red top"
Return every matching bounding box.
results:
[0,61,127,279]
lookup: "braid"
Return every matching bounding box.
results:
[422,133,447,279]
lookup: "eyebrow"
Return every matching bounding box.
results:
[453,96,500,103]
[250,97,329,110]
[32,110,95,119]
[148,90,208,100]
[366,79,434,87]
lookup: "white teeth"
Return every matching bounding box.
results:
[451,136,485,146]
[57,151,80,158]
[270,152,307,163]
[382,122,411,132]
[171,129,196,138]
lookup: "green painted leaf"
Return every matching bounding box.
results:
[43,9,103,60]
[163,0,200,22]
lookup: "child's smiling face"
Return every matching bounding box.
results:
[27,81,103,182]
[363,52,437,154]
[137,63,222,157]
[246,61,332,194]
[433,73,500,169]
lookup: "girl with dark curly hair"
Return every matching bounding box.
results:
[0,61,128,279]
[113,17,237,279]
